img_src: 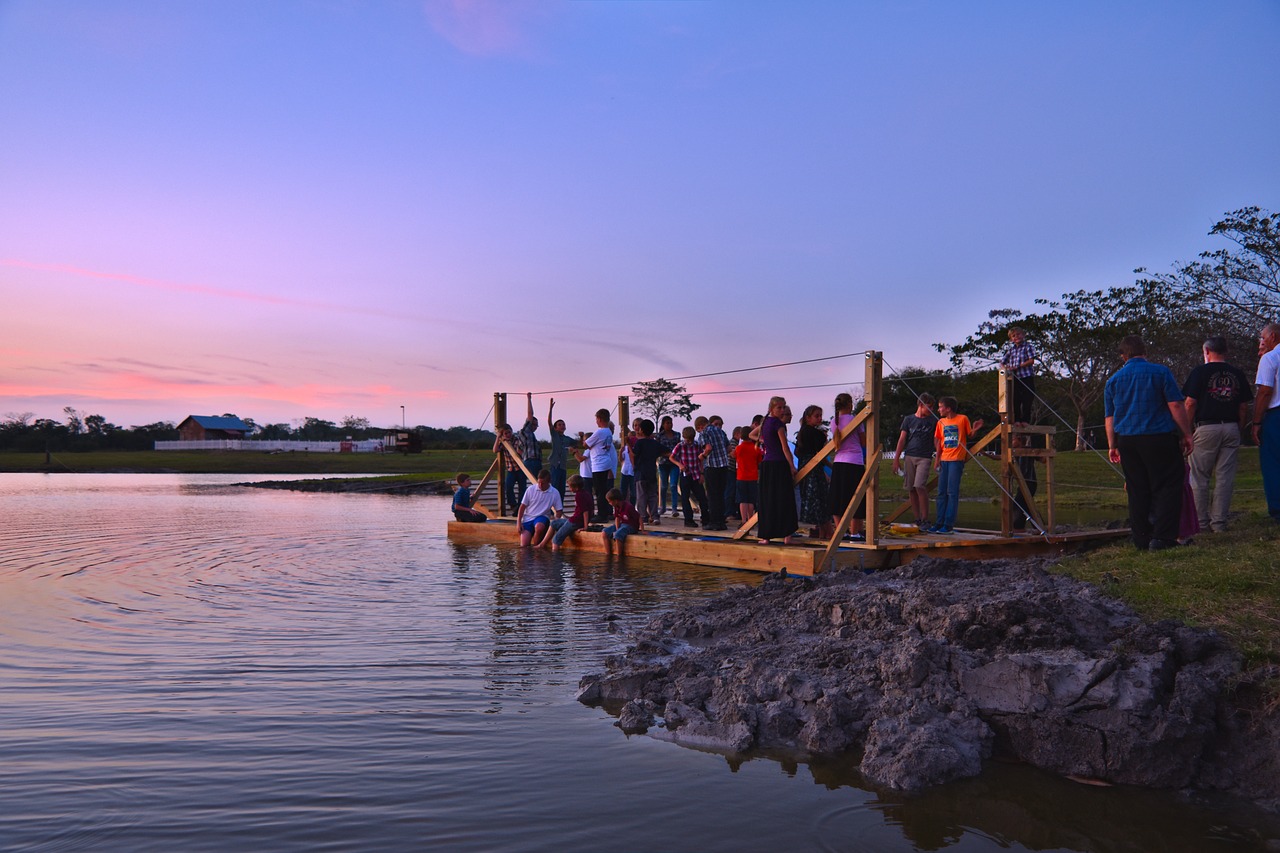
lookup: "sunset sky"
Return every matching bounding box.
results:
[2,1,1278,434]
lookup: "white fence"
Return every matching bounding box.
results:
[154,439,386,453]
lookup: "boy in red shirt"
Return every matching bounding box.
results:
[603,487,643,555]
[733,428,764,526]
[541,474,592,552]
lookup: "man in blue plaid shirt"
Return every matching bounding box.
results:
[1104,335,1194,551]
[1001,326,1036,424]
[695,415,732,530]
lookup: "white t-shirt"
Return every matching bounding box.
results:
[620,445,633,476]
[586,427,613,471]
[520,484,563,519]
[1257,348,1280,409]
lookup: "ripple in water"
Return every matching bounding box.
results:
[1,474,1276,852]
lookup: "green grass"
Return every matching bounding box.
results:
[1051,514,1280,670]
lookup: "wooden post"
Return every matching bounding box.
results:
[494,392,507,517]
[998,369,1014,536]
[617,396,629,433]
[864,351,882,546]
[1045,429,1057,531]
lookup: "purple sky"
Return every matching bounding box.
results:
[2,0,1278,434]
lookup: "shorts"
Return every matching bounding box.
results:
[736,479,759,505]
[521,515,550,533]
[903,455,932,490]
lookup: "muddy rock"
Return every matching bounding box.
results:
[578,557,1274,802]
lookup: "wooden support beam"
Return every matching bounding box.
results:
[494,392,507,517]
[864,351,882,546]
[469,455,503,507]
[818,460,878,571]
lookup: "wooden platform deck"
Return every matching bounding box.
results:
[446,518,1128,576]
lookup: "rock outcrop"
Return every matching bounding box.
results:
[578,557,1277,806]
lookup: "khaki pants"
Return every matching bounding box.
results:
[1189,422,1241,531]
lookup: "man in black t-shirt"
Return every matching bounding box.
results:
[891,393,938,526]
[1182,336,1253,532]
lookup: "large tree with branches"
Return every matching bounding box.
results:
[630,378,700,427]
[1139,206,1280,334]
[935,283,1202,450]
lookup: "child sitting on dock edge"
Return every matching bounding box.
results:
[516,469,563,546]
[603,487,643,555]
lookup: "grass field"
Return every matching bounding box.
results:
[4,445,1276,669]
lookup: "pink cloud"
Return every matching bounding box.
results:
[422,0,554,58]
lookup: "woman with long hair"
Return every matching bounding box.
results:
[796,404,833,540]
[755,396,798,545]
[828,392,868,541]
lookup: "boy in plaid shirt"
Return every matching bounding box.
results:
[670,426,709,529]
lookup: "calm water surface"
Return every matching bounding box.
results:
[1,474,1274,852]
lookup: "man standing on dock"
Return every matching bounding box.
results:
[1104,335,1194,551]
[1182,336,1253,532]
[1253,322,1280,522]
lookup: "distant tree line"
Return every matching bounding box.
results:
[0,409,497,453]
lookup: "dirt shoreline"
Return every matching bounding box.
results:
[578,556,1280,812]
[241,478,454,496]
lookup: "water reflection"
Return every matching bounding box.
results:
[0,474,1273,852]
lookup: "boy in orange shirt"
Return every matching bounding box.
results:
[930,397,984,535]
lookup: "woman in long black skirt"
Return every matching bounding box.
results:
[755,396,798,545]
[796,404,833,540]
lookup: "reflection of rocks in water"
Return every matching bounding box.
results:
[579,557,1280,810]
[871,763,1280,853]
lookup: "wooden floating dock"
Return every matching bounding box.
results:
[447,520,1127,577]
[451,352,1130,575]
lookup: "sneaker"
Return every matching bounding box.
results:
[848,532,865,542]
[684,521,700,528]
[937,526,954,535]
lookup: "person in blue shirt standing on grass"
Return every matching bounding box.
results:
[1104,335,1194,552]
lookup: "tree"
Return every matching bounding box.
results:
[630,378,700,426]
[340,415,372,434]
[1145,206,1280,332]
[297,417,337,440]
[935,283,1202,450]
[63,406,83,435]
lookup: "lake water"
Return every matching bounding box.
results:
[1,474,1275,852]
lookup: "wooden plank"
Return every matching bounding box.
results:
[864,351,882,546]
[818,460,877,571]
[446,520,829,575]
[469,455,503,506]
[447,520,1130,574]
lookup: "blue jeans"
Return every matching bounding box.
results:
[660,462,680,511]
[604,523,635,541]
[935,461,965,529]
[550,465,567,500]
[550,517,580,545]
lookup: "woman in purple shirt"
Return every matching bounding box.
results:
[755,396,798,545]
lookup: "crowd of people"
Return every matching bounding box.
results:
[450,320,1280,554]
[1107,325,1280,550]
[452,389,933,552]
